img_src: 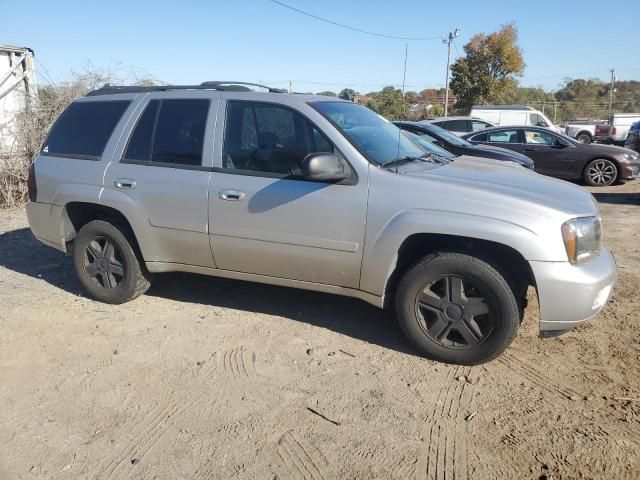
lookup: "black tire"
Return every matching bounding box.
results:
[576,133,591,144]
[583,158,618,187]
[395,252,520,365]
[72,220,150,304]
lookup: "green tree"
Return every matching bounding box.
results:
[338,88,358,101]
[365,86,410,119]
[450,23,525,112]
[316,91,337,97]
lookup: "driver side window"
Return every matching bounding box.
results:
[223,101,333,176]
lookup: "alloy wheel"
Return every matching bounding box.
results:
[587,160,616,185]
[414,275,494,349]
[83,236,125,289]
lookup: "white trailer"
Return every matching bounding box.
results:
[0,44,38,157]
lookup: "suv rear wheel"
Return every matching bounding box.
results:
[395,252,520,365]
[72,220,150,304]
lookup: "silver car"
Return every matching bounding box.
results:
[26,82,617,365]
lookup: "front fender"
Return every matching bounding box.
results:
[359,209,544,296]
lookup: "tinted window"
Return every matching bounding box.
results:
[153,100,209,166]
[123,99,209,166]
[471,132,487,142]
[443,120,469,132]
[223,101,334,176]
[488,130,520,143]
[43,101,130,159]
[124,100,159,161]
[529,114,548,127]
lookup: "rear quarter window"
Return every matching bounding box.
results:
[43,101,130,159]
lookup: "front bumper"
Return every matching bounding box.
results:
[620,163,640,180]
[530,248,617,335]
[26,201,67,252]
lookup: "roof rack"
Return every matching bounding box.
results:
[86,81,286,97]
[471,105,535,111]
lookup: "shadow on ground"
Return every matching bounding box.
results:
[0,227,415,356]
[592,192,640,205]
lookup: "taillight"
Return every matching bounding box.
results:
[611,127,617,136]
[27,161,37,202]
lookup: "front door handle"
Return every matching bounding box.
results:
[218,189,245,201]
[114,178,136,189]
[524,147,538,152]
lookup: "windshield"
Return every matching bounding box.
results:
[311,102,426,166]
[421,123,472,147]
[402,131,454,159]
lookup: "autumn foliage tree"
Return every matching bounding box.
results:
[450,23,525,112]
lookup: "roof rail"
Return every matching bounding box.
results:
[471,105,535,111]
[86,81,286,97]
[200,81,286,93]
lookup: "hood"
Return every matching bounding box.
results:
[468,144,534,166]
[403,155,598,216]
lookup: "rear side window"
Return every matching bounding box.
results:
[444,120,469,132]
[123,99,209,167]
[43,101,130,159]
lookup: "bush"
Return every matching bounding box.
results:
[0,67,157,208]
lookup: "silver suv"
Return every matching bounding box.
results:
[26,82,617,365]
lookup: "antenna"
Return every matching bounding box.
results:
[396,44,409,160]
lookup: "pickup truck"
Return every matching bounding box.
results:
[595,113,640,145]
[564,120,607,144]
[26,81,617,365]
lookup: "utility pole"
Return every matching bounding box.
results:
[289,80,292,94]
[442,28,460,117]
[608,69,615,118]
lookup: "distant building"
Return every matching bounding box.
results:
[0,44,38,156]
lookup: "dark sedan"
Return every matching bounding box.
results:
[394,121,534,170]
[462,126,640,186]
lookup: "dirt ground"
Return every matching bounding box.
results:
[1,181,639,480]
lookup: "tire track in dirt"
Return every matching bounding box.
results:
[215,347,280,410]
[416,365,473,480]
[354,442,417,478]
[94,361,219,480]
[495,351,640,448]
[276,431,329,480]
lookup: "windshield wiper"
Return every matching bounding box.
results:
[382,155,426,169]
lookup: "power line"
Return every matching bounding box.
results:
[268,0,442,41]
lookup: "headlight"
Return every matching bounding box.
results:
[561,216,602,265]
[624,153,639,161]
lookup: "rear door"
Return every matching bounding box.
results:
[523,129,577,178]
[208,98,368,288]
[104,93,217,267]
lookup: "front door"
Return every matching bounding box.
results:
[523,129,577,178]
[208,100,368,288]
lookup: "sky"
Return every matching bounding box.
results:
[2,0,639,93]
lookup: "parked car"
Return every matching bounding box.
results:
[462,126,640,186]
[394,121,534,169]
[624,121,640,153]
[420,116,494,136]
[564,119,608,144]
[27,82,617,365]
[595,113,640,145]
[470,105,562,133]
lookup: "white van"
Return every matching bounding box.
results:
[470,105,562,133]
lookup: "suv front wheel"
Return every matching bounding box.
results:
[395,252,520,365]
[72,220,150,304]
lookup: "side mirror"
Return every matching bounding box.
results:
[554,139,568,148]
[301,152,348,182]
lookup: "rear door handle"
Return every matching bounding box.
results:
[114,178,136,189]
[524,148,538,152]
[218,189,245,201]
